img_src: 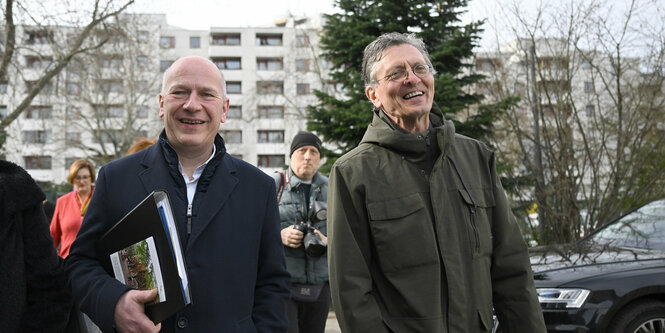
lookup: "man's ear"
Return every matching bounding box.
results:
[158,93,165,118]
[365,86,382,108]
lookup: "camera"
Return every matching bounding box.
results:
[294,201,327,257]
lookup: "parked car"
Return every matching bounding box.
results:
[529,198,665,332]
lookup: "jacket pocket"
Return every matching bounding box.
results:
[457,187,495,259]
[367,193,439,273]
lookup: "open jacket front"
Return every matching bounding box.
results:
[328,105,545,333]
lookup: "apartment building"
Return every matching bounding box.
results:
[472,37,664,201]
[2,13,334,185]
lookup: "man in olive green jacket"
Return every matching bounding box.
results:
[327,32,546,333]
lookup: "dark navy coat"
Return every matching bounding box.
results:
[65,133,290,332]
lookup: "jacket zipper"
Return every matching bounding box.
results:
[469,203,480,252]
[187,203,193,235]
[448,156,481,254]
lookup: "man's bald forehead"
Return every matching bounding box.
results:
[162,56,225,95]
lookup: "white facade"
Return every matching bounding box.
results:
[2,14,332,184]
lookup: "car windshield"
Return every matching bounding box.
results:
[588,199,665,251]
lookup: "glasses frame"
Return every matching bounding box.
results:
[377,64,433,84]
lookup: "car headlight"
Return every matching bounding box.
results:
[536,288,590,309]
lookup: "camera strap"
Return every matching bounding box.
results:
[276,171,288,204]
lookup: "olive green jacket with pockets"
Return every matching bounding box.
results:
[273,168,329,284]
[328,105,545,333]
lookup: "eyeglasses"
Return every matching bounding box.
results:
[378,64,433,83]
[75,175,91,181]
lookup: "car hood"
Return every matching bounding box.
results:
[529,243,665,286]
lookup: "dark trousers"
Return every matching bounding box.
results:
[286,282,330,333]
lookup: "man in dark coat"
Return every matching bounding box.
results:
[65,56,290,332]
[0,160,73,332]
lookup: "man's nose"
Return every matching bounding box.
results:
[183,93,202,111]
[403,67,422,85]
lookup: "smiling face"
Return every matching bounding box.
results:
[159,56,229,156]
[365,44,435,132]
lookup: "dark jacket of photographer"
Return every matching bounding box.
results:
[273,168,329,284]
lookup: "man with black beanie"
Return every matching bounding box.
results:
[273,131,330,333]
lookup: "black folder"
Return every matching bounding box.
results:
[96,190,190,324]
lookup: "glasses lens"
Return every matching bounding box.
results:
[414,64,429,75]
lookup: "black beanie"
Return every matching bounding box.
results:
[290,131,322,156]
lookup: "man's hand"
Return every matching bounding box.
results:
[114,289,162,333]
[281,225,304,248]
[313,229,328,246]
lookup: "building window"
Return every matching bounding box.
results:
[257,105,284,119]
[107,105,124,118]
[220,130,242,143]
[584,81,594,93]
[98,55,123,68]
[257,154,285,168]
[476,58,498,71]
[0,80,7,93]
[160,36,175,48]
[586,105,595,118]
[0,105,6,119]
[137,56,149,67]
[227,105,242,119]
[25,105,53,119]
[97,79,123,93]
[295,59,310,72]
[25,30,52,45]
[160,60,174,72]
[211,33,240,46]
[66,106,80,120]
[66,132,81,144]
[24,80,53,94]
[138,30,149,43]
[256,33,282,46]
[513,82,525,96]
[95,104,123,118]
[256,81,283,94]
[100,130,121,143]
[66,82,80,95]
[190,36,201,48]
[257,130,284,143]
[296,34,310,47]
[211,57,241,70]
[25,56,52,69]
[22,130,51,144]
[136,106,149,118]
[24,155,52,169]
[256,57,283,71]
[226,81,242,94]
[297,83,311,95]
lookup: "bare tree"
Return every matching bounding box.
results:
[0,0,134,135]
[62,13,162,164]
[477,0,665,243]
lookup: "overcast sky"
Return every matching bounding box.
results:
[130,0,342,28]
[130,0,656,52]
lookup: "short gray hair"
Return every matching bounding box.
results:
[361,32,435,87]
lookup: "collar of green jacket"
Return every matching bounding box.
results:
[360,102,456,165]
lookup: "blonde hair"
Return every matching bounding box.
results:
[66,159,96,184]
[126,138,156,155]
